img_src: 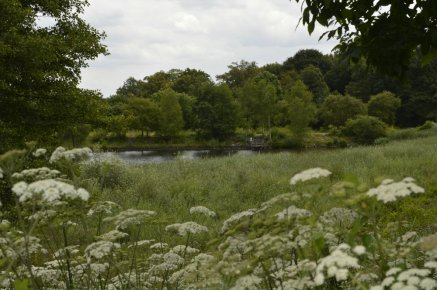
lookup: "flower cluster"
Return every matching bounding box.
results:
[275,205,312,220]
[165,221,209,236]
[366,177,425,203]
[103,208,156,229]
[49,146,92,163]
[189,206,216,218]
[221,209,257,233]
[85,241,120,261]
[290,167,332,185]
[12,179,89,203]
[12,167,61,181]
[370,266,437,290]
[314,243,362,285]
[32,148,47,157]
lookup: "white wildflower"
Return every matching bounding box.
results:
[315,243,360,285]
[165,221,208,236]
[419,233,437,259]
[49,146,92,163]
[97,230,129,242]
[12,179,89,203]
[128,239,155,248]
[53,245,80,258]
[353,245,366,255]
[190,206,216,218]
[85,241,120,261]
[103,208,156,229]
[366,177,425,203]
[371,267,436,290]
[171,245,200,255]
[150,242,168,251]
[290,167,331,185]
[0,167,3,179]
[87,200,120,216]
[32,148,47,157]
[221,209,257,233]
[230,275,262,290]
[319,207,358,228]
[14,236,48,256]
[276,205,312,220]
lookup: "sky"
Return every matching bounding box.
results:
[79,0,337,97]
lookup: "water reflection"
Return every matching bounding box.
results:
[93,149,260,165]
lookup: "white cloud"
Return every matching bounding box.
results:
[79,0,336,97]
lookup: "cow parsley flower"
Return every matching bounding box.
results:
[171,245,200,255]
[315,243,361,285]
[290,168,332,185]
[12,167,61,181]
[103,208,156,229]
[276,205,312,220]
[165,221,208,236]
[85,241,120,261]
[150,242,168,251]
[230,275,262,290]
[128,239,155,248]
[190,206,216,218]
[419,232,437,259]
[87,201,120,216]
[370,267,436,290]
[97,230,129,242]
[353,245,366,256]
[319,207,358,228]
[221,209,257,233]
[12,179,89,203]
[49,146,92,163]
[32,148,47,157]
[366,177,425,203]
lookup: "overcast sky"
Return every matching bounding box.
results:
[79,0,337,97]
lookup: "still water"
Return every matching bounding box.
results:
[94,149,262,165]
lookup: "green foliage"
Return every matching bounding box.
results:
[343,116,387,144]
[0,0,107,151]
[194,84,239,140]
[295,0,437,76]
[155,88,184,139]
[284,49,332,73]
[319,94,367,127]
[367,91,401,125]
[216,60,260,89]
[125,97,160,137]
[300,65,330,104]
[238,71,280,133]
[281,80,317,143]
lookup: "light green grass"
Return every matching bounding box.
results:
[80,135,437,241]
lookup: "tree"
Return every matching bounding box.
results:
[295,0,437,75]
[125,97,160,137]
[216,60,260,90]
[319,94,367,127]
[155,88,184,139]
[367,91,401,125]
[115,77,146,97]
[195,84,239,140]
[283,49,332,73]
[282,81,317,142]
[238,71,280,142]
[300,65,330,104]
[172,68,212,97]
[0,0,107,151]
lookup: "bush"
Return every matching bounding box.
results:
[319,94,367,127]
[367,91,401,125]
[343,116,387,144]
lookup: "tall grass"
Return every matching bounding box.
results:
[80,135,437,234]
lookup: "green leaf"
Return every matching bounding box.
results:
[308,21,315,34]
[14,279,29,290]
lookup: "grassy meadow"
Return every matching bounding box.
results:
[81,135,437,228]
[1,135,437,289]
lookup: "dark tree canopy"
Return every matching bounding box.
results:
[0,0,107,150]
[296,0,437,75]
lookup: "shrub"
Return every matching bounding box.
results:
[367,91,401,125]
[319,94,367,127]
[343,116,387,144]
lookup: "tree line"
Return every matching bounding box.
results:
[95,49,437,145]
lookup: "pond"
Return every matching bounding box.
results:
[93,149,265,165]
